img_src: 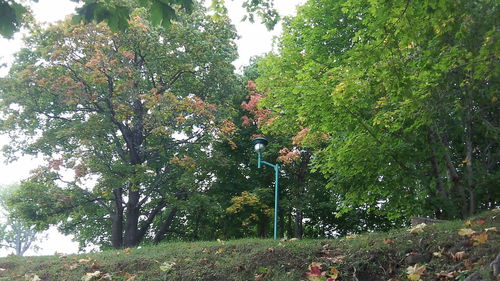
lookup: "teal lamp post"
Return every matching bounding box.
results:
[252,137,280,240]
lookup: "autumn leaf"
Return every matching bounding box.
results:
[485,227,497,233]
[409,223,426,234]
[475,219,485,225]
[451,251,467,261]
[383,238,394,244]
[458,228,475,237]
[472,232,488,245]
[123,248,132,255]
[81,271,101,281]
[407,264,425,281]
[328,266,339,279]
[79,257,92,264]
[124,272,136,281]
[464,220,472,226]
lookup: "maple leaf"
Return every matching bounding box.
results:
[457,228,476,237]
[307,262,323,276]
[407,264,425,281]
[409,223,426,234]
[464,220,472,226]
[328,266,339,279]
[472,232,488,245]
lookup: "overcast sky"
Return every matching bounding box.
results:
[0,0,305,256]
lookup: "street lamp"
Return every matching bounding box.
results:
[252,137,280,240]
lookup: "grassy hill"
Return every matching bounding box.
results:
[0,210,498,281]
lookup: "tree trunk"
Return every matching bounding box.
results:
[111,188,124,248]
[153,207,178,243]
[124,189,141,247]
[464,98,476,216]
[294,211,303,239]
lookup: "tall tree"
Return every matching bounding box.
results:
[1,3,239,248]
[257,0,499,220]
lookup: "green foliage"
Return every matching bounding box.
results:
[0,3,239,248]
[0,0,28,38]
[257,0,499,220]
[1,0,279,39]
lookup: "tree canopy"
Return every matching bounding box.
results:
[256,0,499,220]
[1,3,240,248]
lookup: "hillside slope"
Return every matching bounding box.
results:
[0,210,498,281]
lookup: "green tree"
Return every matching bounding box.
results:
[0,185,44,256]
[257,0,499,220]
[1,3,239,249]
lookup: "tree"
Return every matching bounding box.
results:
[1,3,239,249]
[0,185,44,256]
[257,0,498,220]
[0,0,279,39]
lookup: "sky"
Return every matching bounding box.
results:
[0,0,305,256]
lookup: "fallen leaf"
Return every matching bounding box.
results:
[78,257,92,264]
[328,266,339,279]
[451,251,467,261]
[124,272,136,281]
[267,247,275,252]
[64,263,79,270]
[436,271,454,278]
[91,261,100,270]
[384,238,394,244]
[289,238,300,242]
[464,220,472,226]
[99,273,112,280]
[254,273,264,280]
[30,275,42,281]
[215,247,225,255]
[409,223,426,234]
[345,234,358,239]
[485,227,497,233]
[475,219,485,225]
[407,264,426,281]
[433,252,443,258]
[472,232,488,245]
[159,261,176,272]
[217,238,225,245]
[123,248,132,255]
[458,228,475,237]
[81,271,101,281]
[326,255,345,263]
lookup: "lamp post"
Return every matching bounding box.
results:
[252,137,280,240]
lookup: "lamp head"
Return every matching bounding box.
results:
[252,137,268,153]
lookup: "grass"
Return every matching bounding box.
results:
[0,209,498,281]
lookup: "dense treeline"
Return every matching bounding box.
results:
[0,0,497,250]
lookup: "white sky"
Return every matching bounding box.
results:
[0,0,305,256]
